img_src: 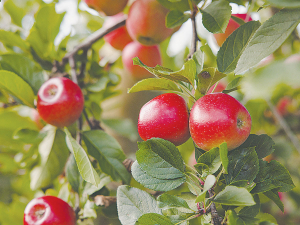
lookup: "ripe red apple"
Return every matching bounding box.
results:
[138,93,190,146]
[189,93,251,151]
[122,42,162,80]
[23,195,76,225]
[126,0,174,45]
[103,13,133,50]
[83,0,128,16]
[207,81,227,94]
[214,13,252,47]
[37,77,84,128]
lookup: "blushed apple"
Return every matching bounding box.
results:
[83,0,128,16]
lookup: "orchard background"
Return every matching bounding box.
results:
[0,0,300,224]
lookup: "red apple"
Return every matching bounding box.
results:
[122,42,162,80]
[138,93,190,146]
[103,13,133,50]
[276,96,292,116]
[23,195,76,225]
[189,93,251,151]
[207,81,227,94]
[83,0,128,16]
[37,77,84,128]
[126,0,174,45]
[214,13,252,47]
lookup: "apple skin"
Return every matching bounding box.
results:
[23,195,76,225]
[214,14,252,47]
[126,0,174,45]
[103,13,133,50]
[138,93,190,146]
[83,0,128,16]
[122,42,162,80]
[207,81,227,94]
[189,93,251,151]
[37,77,84,128]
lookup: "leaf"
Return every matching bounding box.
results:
[222,75,243,94]
[192,49,205,75]
[195,175,216,203]
[217,21,261,74]
[64,127,101,187]
[236,134,275,159]
[135,213,174,225]
[166,10,190,29]
[82,130,130,184]
[194,147,221,176]
[219,142,229,174]
[3,0,25,27]
[226,209,259,225]
[133,58,196,86]
[0,30,29,52]
[128,78,181,93]
[263,189,284,212]
[197,68,227,95]
[136,138,185,180]
[117,185,162,225]
[235,8,300,74]
[0,71,35,107]
[267,0,300,8]
[13,128,45,144]
[239,194,260,218]
[252,160,295,194]
[131,161,186,191]
[157,193,192,212]
[212,186,255,206]
[30,126,70,190]
[225,147,259,186]
[200,0,232,33]
[256,213,277,224]
[65,154,82,193]
[0,54,45,94]
[101,118,138,142]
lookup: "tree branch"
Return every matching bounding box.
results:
[188,5,199,59]
[208,189,222,225]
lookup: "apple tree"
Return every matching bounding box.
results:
[0,0,300,224]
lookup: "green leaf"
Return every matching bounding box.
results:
[194,147,221,176]
[30,126,70,190]
[166,10,190,29]
[0,71,35,107]
[101,118,138,142]
[0,30,30,52]
[156,0,194,12]
[133,58,196,87]
[225,147,259,186]
[219,142,228,174]
[236,134,275,159]
[0,54,45,94]
[217,21,261,74]
[64,127,101,187]
[128,78,181,93]
[263,189,284,212]
[267,0,300,8]
[222,75,243,94]
[136,138,185,179]
[197,68,227,96]
[3,0,25,27]
[82,130,130,184]
[82,173,112,196]
[13,128,45,144]
[212,186,255,206]
[195,175,216,203]
[200,0,232,33]
[131,161,186,191]
[235,8,300,74]
[226,209,259,225]
[256,213,277,224]
[192,49,205,75]
[65,154,82,193]
[135,213,173,225]
[157,193,192,212]
[239,194,260,218]
[252,160,295,194]
[117,185,162,225]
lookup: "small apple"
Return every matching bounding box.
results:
[103,13,133,50]
[126,0,174,45]
[276,96,292,116]
[122,42,162,80]
[214,13,252,47]
[83,0,128,16]
[138,93,190,146]
[37,77,84,128]
[207,81,227,94]
[189,93,251,151]
[23,195,76,225]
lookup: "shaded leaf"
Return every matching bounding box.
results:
[166,10,190,29]
[263,189,284,212]
[195,175,216,203]
[222,75,243,94]
[0,30,29,52]
[65,154,82,193]
[128,78,181,93]
[157,193,192,212]
[135,213,173,225]
[219,142,229,174]
[13,128,45,144]
[267,0,300,9]
[197,67,226,95]
[194,147,221,176]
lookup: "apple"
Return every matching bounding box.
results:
[31,109,44,130]
[103,13,133,50]
[37,77,84,128]
[83,0,128,16]
[23,195,76,225]
[214,13,252,47]
[276,96,292,116]
[189,93,251,151]
[207,81,227,94]
[138,93,190,146]
[126,0,174,45]
[122,42,162,80]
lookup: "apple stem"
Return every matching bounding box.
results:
[35,209,46,219]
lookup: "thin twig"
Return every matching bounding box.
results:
[208,189,222,225]
[188,5,199,59]
[69,56,78,84]
[266,99,300,154]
